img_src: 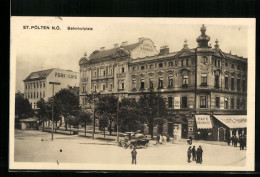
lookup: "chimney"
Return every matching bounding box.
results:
[138,37,145,43]
[121,41,128,46]
[100,47,105,51]
[114,43,119,48]
[159,45,169,55]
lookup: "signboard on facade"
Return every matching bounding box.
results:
[220,97,224,109]
[195,115,212,129]
[174,97,180,109]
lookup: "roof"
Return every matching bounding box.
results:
[89,43,140,60]
[213,115,247,129]
[222,52,247,61]
[24,69,54,82]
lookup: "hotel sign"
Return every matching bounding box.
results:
[174,97,180,109]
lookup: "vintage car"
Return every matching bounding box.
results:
[119,132,149,149]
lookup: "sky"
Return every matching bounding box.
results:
[11,17,252,93]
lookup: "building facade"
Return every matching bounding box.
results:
[23,68,79,109]
[79,25,247,141]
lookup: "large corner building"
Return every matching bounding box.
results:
[79,25,247,141]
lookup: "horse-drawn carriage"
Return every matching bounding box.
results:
[119,132,149,149]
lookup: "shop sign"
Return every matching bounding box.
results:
[174,97,180,109]
[220,97,224,109]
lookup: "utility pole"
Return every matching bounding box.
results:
[92,91,95,139]
[49,82,60,141]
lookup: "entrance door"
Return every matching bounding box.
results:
[182,124,188,139]
[168,123,173,137]
[219,127,225,141]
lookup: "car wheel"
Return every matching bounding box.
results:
[129,144,134,149]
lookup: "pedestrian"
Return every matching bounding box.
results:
[192,146,196,161]
[234,135,238,147]
[239,135,243,150]
[231,135,234,146]
[199,146,203,163]
[131,148,137,165]
[227,136,230,146]
[156,134,160,144]
[189,136,193,145]
[196,147,200,163]
[187,146,192,163]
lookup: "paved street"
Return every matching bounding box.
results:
[14,130,246,166]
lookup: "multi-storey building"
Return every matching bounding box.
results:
[79,25,247,141]
[23,68,79,109]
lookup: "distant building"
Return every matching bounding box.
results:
[79,25,247,141]
[23,68,79,109]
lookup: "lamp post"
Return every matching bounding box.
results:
[49,81,60,141]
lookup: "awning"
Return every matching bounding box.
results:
[195,115,212,129]
[213,115,247,129]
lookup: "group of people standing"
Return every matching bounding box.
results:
[187,146,203,164]
[227,134,247,150]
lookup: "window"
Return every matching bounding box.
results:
[231,64,234,69]
[225,77,229,89]
[181,60,184,66]
[168,97,173,108]
[182,76,188,85]
[37,82,39,88]
[242,99,246,109]
[216,97,220,108]
[34,92,35,98]
[132,66,136,71]
[237,64,240,70]
[40,82,42,88]
[181,97,187,108]
[159,63,163,68]
[242,80,246,92]
[149,64,154,69]
[28,93,30,98]
[31,93,32,98]
[237,79,241,91]
[169,62,173,66]
[214,60,217,67]
[110,83,113,91]
[25,85,27,89]
[121,82,124,89]
[34,102,36,109]
[94,85,97,92]
[215,75,219,88]
[158,78,163,89]
[231,78,234,90]
[82,84,86,93]
[82,98,87,105]
[231,98,234,109]
[224,98,228,109]
[237,98,240,109]
[140,79,145,89]
[94,71,97,77]
[243,64,246,71]
[175,61,178,66]
[40,92,42,98]
[132,80,136,89]
[225,62,228,67]
[37,92,38,98]
[168,77,173,87]
[201,56,207,64]
[217,60,220,67]
[141,65,145,70]
[122,67,124,73]
[186,59,189,66]
[103,84,106,90]
[200,96,206,108]
[103,70,106,76]
[43,82,45,87]
[149,78,154,89]
[109,68,113,75]
[201,74,207,86]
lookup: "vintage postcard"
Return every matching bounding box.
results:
[9,17,255,171]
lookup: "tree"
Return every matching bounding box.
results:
[78,109,92,136]
[118,98,143,132]
[54,89,79,130]
[138,91,167,139]
[36,98,49,131]
[15,92,34,119]
[95,95,118,135]
[46,97,62,131]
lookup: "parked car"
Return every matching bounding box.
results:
[119,132,149,149]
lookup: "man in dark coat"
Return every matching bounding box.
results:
[131,148,137,164]
[196,147,200,163]
[189,136,193,145]
[192,146,196,161]
[199,146,203,163]
[187,146,192,163]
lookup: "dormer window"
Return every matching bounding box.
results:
[141,65,145,70]
[159,63,163,68]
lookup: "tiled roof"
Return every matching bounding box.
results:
[24,69,54,81]
[89,43,140,60]
[222,52,247,60]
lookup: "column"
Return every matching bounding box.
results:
[236,129,239,137]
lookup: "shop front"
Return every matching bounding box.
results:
[195,115,214,140]
[212,115,247,141]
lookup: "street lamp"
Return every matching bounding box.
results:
[49,81,60,141]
